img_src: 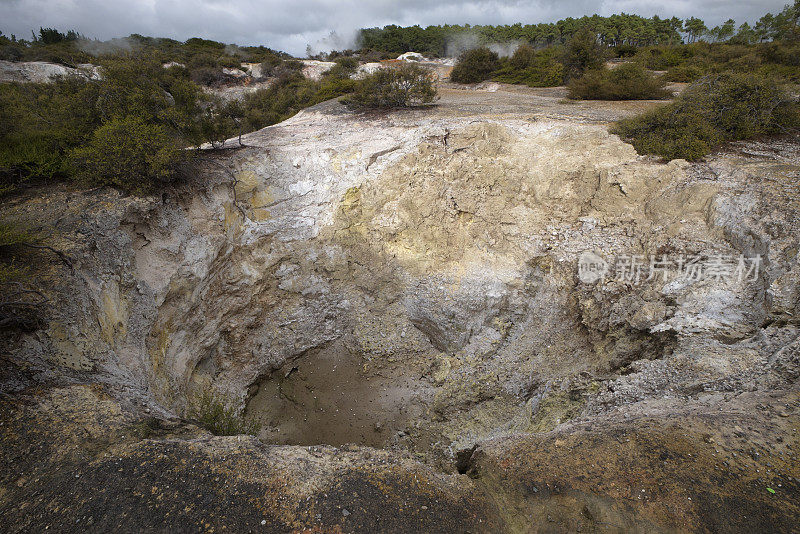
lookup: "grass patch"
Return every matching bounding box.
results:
[188,390,260,436]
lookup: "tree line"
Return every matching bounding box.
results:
[356,2,800,56]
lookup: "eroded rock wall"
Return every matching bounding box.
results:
[2,89,799,532]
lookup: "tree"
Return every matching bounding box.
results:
[450,47,500,83]
[755,13,777,42]
[775,0,800,41]
[683,17,708,43]
[718,19,736,41]
[731,22,756,44]
[562,27,605,79]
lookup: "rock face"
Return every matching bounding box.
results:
[2,84,799,532]
[300,59,338,80]
[0,59,101,83]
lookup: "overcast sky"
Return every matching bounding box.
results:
[2,0,791,56]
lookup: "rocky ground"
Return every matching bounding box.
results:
[1,81,799,532]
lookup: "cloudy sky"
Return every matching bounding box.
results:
[2,0,790,56]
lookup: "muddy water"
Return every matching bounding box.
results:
[245,340,431,447]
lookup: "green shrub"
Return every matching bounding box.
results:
[69,118,184,194]
[188,390,260,436]
[0,78,102,193]
[613,44,639,58]
[325,56,359,79]
[343,63,436,109]
[241,73,321,129]
[270,59,304,78]
[568,63,671,100]
[189,66,232,86]
[0,222,45,331]
[562,27,606,79]
[634,42,800,83]
[612,72,800,161]
[316,76,358,101]
[450,47,500,84]
[665,63,706,82]
[494,46,565,87]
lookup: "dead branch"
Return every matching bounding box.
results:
[197,157,248,218]
[19,243,74,273]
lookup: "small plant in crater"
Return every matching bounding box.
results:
[0,222,57,331]
[188,389,260,436]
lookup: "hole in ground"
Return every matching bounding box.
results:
[244,339,432,448]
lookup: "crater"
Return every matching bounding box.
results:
[244,339,434,448]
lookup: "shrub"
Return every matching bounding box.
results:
[328,56,359,78]
[188,390,260,436]
[69,118,184,194]
[494,46,565,87]
[568,63,671,100]
[614,44,639,58]
[562,27,606,79]
[270,59,304,78]
[612,72,800,161]
[665,63,705,82]
[450,47,500,84]
[189,66,232,86]
[315,76,358,101]
[0,78,102,193]
[0,222,47,331]
[343,63,436,109]
[0,53,214,195]
[258,56,283,77]
[241,73,321,129]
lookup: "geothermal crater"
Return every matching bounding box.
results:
[2,84,799,532]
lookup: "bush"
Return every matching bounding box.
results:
[189,66,233,86]
[612,72,800,161]
[634,42,800,84]
[665,63,705,82]
[188,390,260,436]
[494,45,564,87]
[343,63,436,109]
[562,27,606,79]
[450,47,500,84]
[315,76,358,101]
[614,44,639,58]
[241,73,321,129]
[0,77,102,192]
[69,118,184,194]
[270,59,304,78]
[0,53,222,195]
[568,63,671,100]
[326,56,359,79]
[0,222,47,331]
